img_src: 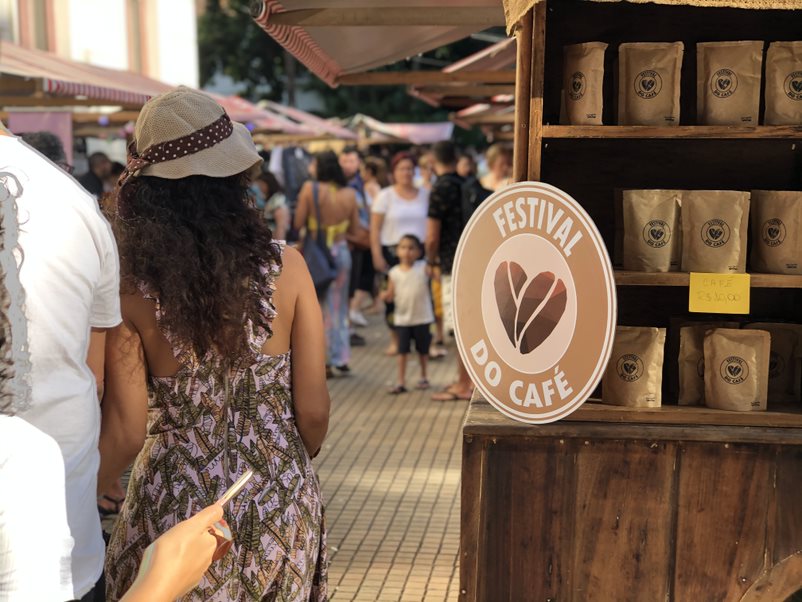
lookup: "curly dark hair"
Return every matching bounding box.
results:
[114,172,280,359]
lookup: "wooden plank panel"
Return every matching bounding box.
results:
[543,125,802,140]
[674,443,774,600]
[512,8,533,183]
[416,84,516,97]
[526,1,546,181]
[460,435,486,602]
[338,70,516,86]
[572,440,675,601]
[478,438,574,601]
[615,271,802,289]
[267,7,505,27]
[771,448,802,565]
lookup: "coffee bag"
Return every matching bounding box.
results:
[745,323,800,403]
[681,190,750,273]
[564,42,608,125]
[622,190,682,272]
[703,328,770,411]
[678,321,741,406]
[603,326,666,408]
[618,42,683,126]
[750,190,802,275]
[697,41,763,125]
[765,41,802,125]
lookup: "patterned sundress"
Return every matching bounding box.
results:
[105,243,328,601]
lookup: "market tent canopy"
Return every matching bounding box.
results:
[0,41,173,107]
[349,114,454,145]
[251,0,506,86]
[502,0,802,33]
[209,94,314,135]
[410,37,516,107]
[261,100,357,139]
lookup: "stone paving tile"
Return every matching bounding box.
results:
[315,318,466,601]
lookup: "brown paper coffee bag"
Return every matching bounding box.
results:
[745,323,800,403]
[618,42,683,126]
[697,41,763,125]
[703,328,770,411]
[765,41,802,125]
[750,190,802,275]
[622,190,682,272]
[681,190,750,273]
[603,326,666,408]
[678,321,740,406]
[564,42,608,126]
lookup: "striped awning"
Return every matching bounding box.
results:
[1,41,173,106]
[252,0,506,87]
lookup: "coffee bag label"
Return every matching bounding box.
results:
[701,219,730,248]
[453,182,616,424]
[762,218,786,247]
[569,72,586,101]
[711,69,738,98]
[635,70,662,99]
[616,354,643,382]
[643,219,670,248]
[721,356,748,385]
[785,71,802,101]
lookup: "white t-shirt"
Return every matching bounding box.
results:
[0,416,74,601]
[389,261,434,327]
[1,136,122,598]
[371,186,429,246]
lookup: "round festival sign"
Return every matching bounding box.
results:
[453,182,617,424]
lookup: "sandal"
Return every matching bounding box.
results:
[429,345,447,360]
[97,495,124,517]
[416,379,431,390]
[431,387,473,401]
[336,364,351,374]
[388,384,408,395]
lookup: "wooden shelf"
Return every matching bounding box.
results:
[614,271,802,288]
[542,125,802,139]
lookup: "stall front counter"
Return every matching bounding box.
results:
[460,395,802,601]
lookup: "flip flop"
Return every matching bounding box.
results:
[431,388,472,401]
[416,379,431,390]
[388,384,408,395]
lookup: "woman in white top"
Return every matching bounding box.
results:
[370,152,429,354]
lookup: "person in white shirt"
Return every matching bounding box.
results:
[382,234,434,394]
[0,130,121,601]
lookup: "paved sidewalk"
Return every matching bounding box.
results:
[317,319,467,601]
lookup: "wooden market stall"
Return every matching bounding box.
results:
[461,0,802,600]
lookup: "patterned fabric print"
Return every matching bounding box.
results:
[105,243,328,601]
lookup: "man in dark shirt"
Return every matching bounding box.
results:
[426,141,473,401]
[77,152,112,200]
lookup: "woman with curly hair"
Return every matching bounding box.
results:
[100,88,330,601]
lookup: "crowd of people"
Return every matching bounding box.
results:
[0,85,512,601]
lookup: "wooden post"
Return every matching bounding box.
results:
[512,9,534,183]
[528,1,547,181]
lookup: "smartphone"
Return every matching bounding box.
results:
[217,469,254,506]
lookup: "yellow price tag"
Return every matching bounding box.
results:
[688,272,750,314]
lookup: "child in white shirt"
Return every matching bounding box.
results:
[383,234,434,394]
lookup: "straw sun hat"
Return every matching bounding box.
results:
[123,86,261,183]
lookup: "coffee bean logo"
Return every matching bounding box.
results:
[762,218,786,248]
[494,261,568,355]
[616,354,644,382]
[701,219,730,248]
[769,351,784,379]
[784,71,802,101]
[642,219,670,249]
[711,68,738,98]
[635,70,662,99]
[569,72,586,101]
[720,356,748,385]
